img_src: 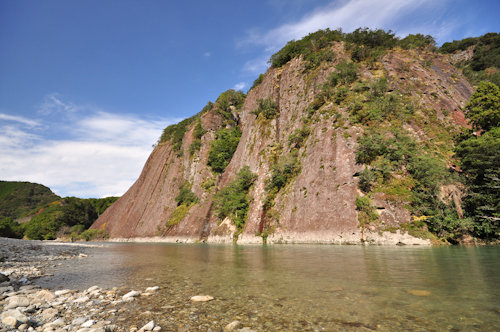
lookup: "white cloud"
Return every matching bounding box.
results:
[0,95,176,198]
[240,0,451,73]
[233,82,247,91]
[203,51,211,57]
[0,113,40,127]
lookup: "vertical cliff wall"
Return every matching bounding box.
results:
[91,44,472,244]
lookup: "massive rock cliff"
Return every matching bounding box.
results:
[91,40,473,244]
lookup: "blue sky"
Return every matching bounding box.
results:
[1,0,499,198]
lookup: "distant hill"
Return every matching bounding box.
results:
[0,181,119,240]
[0,181,60,220]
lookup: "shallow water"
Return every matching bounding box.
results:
[39,243,500,331]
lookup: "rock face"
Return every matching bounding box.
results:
[91,45,472,244]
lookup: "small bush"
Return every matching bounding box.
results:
[189,140,202,156]
[252,98,278,119]
[175,182,198,206]
[288,127,311,149]
[358,168,378,193]
[249,74,265,91]
[193,118,206,139]
[327,61,359,87]
[167,204,192,227]
[78,229,108,241]
[355,195,379,227]
[215,90,246,123]
[399,34,436,50]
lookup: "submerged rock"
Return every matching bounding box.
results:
[407,289,431,296]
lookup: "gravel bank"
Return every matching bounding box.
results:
[0,238,164,332]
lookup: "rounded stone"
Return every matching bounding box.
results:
[190,295,214,302]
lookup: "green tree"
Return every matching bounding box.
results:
[465,81,500,131]
[455,127,500,239]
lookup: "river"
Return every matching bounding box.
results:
[37,243,500,331]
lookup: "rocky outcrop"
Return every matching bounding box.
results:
[91,44,472,244]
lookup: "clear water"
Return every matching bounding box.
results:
[39,244,500,331]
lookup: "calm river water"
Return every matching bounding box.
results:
[39,243,499,331]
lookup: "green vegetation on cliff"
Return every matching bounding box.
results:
[455,82,500,240]
[269,28,435,69]
[207,127,242,173]
[440,33,500,86]
[214,166,257,231]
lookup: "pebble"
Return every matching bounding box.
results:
[190,295,214,302]
[224,320,241,331]
[74,296,90,303]
[122,290,140,301]
[0,273,9,283]
[2,316,19,328]
[55,289,72,296]
[6,295,31,309]
[41,308,59,320]
[81,320,95,328]
[144,286,159,293]
[72,317,88,325]
[139,320,155,331]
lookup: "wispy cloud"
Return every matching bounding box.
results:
[233,82,247,91]
[203,51,211,57]
[38,93,81,115]
[240,0,452,73]
[0,113,40,127]
[0,94,175,198]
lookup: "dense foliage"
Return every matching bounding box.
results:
[22,197,118,240]
[207,127,242,173]
[440,33,500,86]
[213,166,257,230]
[0,181,59,220]
[159,101,213,152]
[464,81,500,131]
[0,194,118,240]
[159,115,197,151]
[269,28,436,69]
[215,89,246,124]
[455,82,500,240]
